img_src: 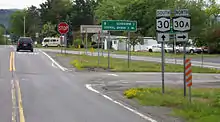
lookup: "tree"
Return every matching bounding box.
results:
[95,0,130,23]
[9,10,25,36]
[0,26,4,44]
[41,22,58,37]
[25,6,41,39]
[39,0,72,25]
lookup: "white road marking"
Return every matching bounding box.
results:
[39,50,67,71]
[85,84,157,122]
[107,74,118,77]
[52,62,58,68]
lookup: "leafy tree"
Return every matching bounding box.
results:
[9,10,25,36]
[0,26,4,44]
[41,22,58,37]
[25,6,41,39]
[39,0,72,25]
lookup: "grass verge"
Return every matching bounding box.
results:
[124,87,220,122]
[57,53,220,73]
[39,45,219,58]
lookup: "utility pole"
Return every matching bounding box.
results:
[24,16,25,37]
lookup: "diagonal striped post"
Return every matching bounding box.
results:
[185,58,192,102]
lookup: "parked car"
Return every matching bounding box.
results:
[146,44,170,53]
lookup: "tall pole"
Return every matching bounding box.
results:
[85,30,88,55]
[128,32,130,68]
[98,31,100,67]
[183,41,186,97]
[24,16,25,37]
[161,41,165,94]
[107,32,110,69]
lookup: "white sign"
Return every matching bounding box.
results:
[80,25,108,33]
[176,33,188,42]
[35,33,39,38]
[156,10,171,17]
[173,17,190,32]
[157,33,170,42]
[156,18,170,32]
[175,9,189,16]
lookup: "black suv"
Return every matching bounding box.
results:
[16,37,34,52]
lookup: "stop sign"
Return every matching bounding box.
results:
[58,22,69,34]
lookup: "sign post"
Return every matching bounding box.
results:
[102,20,137,69]
[58,22,69,54]
[185,58,192,102]
[173,9,191,97]
[156,10,171,94]
[98,31,100,67]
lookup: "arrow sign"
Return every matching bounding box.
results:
[161,35,166,41]
[176,33,188,42]
[177,35,186,39]
[157,33,169,42]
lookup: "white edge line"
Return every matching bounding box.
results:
[85,84,157,122]
[107,74,118,76]
[39,50,67,71]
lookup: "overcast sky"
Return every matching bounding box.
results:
[0,0,47,9]
[0,0,220,9]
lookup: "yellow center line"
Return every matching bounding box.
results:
[15,80,25,122]
[12,52,16,71]
[9,52,13,72]
[11,80,16,122]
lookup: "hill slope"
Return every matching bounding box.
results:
[0,9,19,29]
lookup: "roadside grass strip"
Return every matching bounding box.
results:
[124,87,220,122]
[57,54,220,73]
[40,46,220,58]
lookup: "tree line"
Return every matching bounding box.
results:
[8,0,220,52]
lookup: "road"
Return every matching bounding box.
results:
[0,45,156,122]
[39,48,220,69]
[1,45,220,122]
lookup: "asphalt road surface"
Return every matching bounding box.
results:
[0,45,153,122]
[1,45,220,122]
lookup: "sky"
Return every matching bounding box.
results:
[0,0,220,9]
[0,0,47,9]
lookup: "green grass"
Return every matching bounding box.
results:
[56,53,220,73]
[124,87,220,122]
[39,45,219,58]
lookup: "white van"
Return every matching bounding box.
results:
[41,37,62,47]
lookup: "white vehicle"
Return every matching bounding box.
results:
[176,45,202,54]
[41,37,62,47]
[146,44,170,53]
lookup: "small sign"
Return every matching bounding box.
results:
[156,10,171,17]
[157,33,170,42]
[175,9,189,17]
[176,33,188,42]
[35,33,39,38]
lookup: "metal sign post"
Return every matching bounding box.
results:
[201,51,204,67]
[128,32,130,68]
[156,9,171,94]
[108,32,110,69]
[85,30,88,55]
[101,31,104,56]
[98,31,100,67]
[173,9,191,97]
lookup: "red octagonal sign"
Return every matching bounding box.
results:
[58,22,69,34]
